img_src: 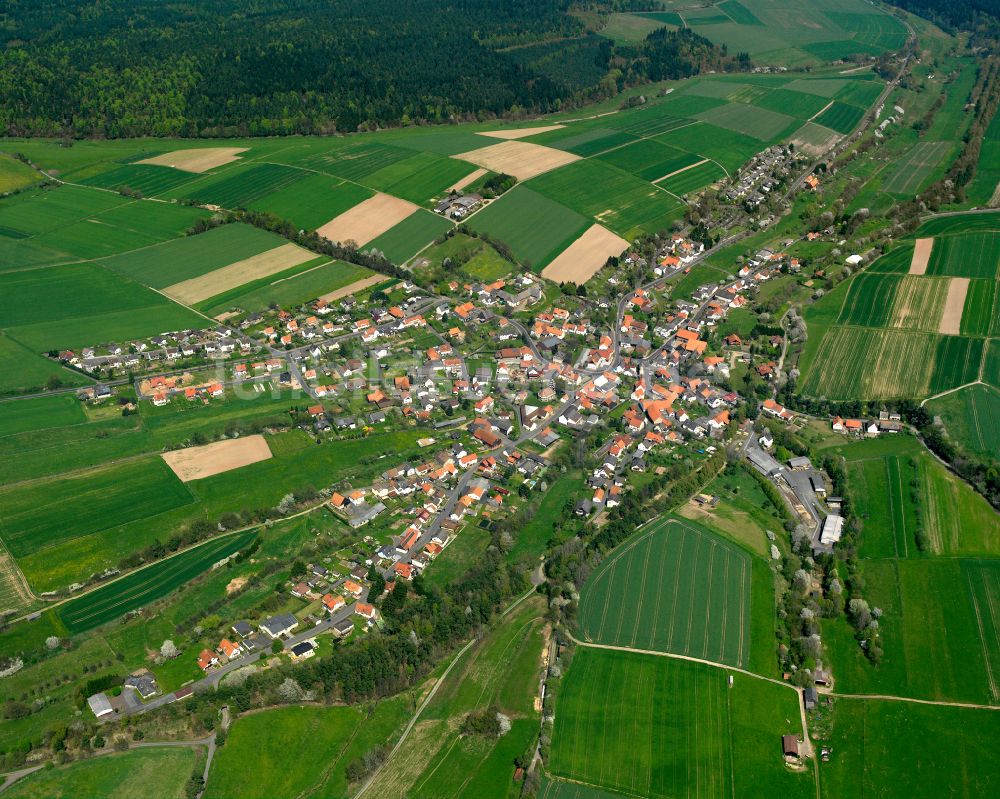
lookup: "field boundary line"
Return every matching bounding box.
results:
[827,691,1000,710]
[808,100,835,122]
[566,634,796,690]
[652,158,709,185]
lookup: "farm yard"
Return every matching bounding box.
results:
[577,518,753,668]
[549,649,811,799]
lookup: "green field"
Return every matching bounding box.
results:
[659,159,728,196]
[174,162,307,209]
[799,325,983,400]
[367,208,453,263]
[0,154,42,193]
[958,278,997,337]
[926,232,1000,279]
[366,151,479,204]
[527,160,684,239]
[3,747,199,799]
[819,697,1000,799]
[0,261,203,352]
[835,273,898,327]
[199,259,375,315]
[205,702,408,799]
[596,139,701,182]
[250,172,373,230]
[813,101,867,134]
[927,384,1000,458]
[578,518,752,667]
[0,334,91,396]
[654,122,761,172]
[0,185,129,239]
[824,558,1000,705]
[695,101,798,141]
[881,141,953,195]
[550,649,811,799]
[99,223,288,288]
[58,530,256,634]
[0,456,195,560]
[0,393,86,437]
[79,162,200,196]
[526,125,639,157]
[753,88,832,119]
[468,186,590,270]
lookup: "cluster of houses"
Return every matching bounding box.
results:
[831,410,904,436]
[723,144,803,209]
[56,325,262,376]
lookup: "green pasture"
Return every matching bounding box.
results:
[813,101,866,134]
[0,393,86,437]
[0,154,42,193]
[654,122,761,172]
[577,517,752,667]
[507,471,586,563]
[596,138,700,182]
[915,212,1000,237]
[550,649,811,799]
[3,747,199,799]
[0,184,128,239]
[526,125,639,157]
[881,141,953,196]
[0,334,90,396]
[659,159,728,196]
[927,384,1000,458]
[79,162,200,196]
[819,697,1000,799]
[205,702,408,799]
[695,102,798,141]
[170,162,306,208]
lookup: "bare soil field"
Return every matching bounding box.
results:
[318,274,388,302]
[939,277,969,335]
[138,147,248,173]
[479,125,565,140]
[455,140,580,181]
[161,434,273,482]
[316,193,419,246]
[164,242,314,304]
[909,237,934,275]
[540,224,629,284]
[447,167,488,193]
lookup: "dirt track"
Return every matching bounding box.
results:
[478,125,564,140]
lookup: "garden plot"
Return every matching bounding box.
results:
[540,224,628,285]
[455,140,580,181]
[161,435,273,482]
[315,192,419,246]
[138,147,247,173]
[163,242,314,304]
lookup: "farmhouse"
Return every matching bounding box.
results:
[782,735,801,761]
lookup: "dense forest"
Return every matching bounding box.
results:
[891,0,999,43]
[0,0,741,138]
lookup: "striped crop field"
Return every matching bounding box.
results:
[799,327,983,399]
[926,232,1000,279]
[58,530,257,634]
[577,517,750,667]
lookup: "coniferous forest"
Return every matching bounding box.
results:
[0,0,741,138]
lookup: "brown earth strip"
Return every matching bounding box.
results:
[161,435,273,482]
[317,274,388,303]
[455,140,579,181]
[540,224,629,284]
[652,158,709,184]
[939,277,969,335]
[164,243,314,305]
[138,147,248,173]
[478,125,565,140]
[315,193,419,246]
[909,237,934,275]
[446,167,488,193]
